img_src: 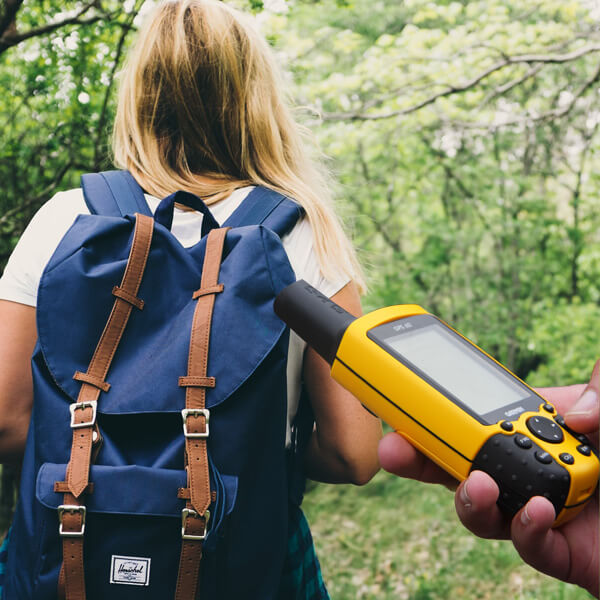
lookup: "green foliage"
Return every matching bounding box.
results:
[527,301,600,386]
[303,472,591,599]
[248,0,265,11]
[263,0,600,383]
[0,0,144,262]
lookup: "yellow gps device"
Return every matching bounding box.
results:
[274,280,599,526]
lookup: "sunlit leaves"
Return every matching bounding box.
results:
[269,0,600,382]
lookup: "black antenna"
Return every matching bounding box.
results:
[274,280,356,365]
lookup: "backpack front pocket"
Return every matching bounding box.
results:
[34,463,196,599]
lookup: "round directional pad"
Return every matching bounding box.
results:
[526,416,564,444]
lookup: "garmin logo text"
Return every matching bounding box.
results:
[505,407,525,417]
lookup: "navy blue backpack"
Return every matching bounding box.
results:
[4,171,310,599]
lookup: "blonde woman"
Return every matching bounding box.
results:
[0,0,381,598]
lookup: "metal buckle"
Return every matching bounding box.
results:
[58,505,86,537]
[181,408,210,438]
[181,507,210,540]
[70,400,97,429]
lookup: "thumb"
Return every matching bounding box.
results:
[565,360,599,434]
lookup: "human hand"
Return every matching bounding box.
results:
[454,360,599,597]
[378,361,599,597]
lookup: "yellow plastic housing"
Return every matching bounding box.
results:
[331,305,599,527]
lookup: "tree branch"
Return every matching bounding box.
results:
[0,0,23,39]
[478,63,545,108]
[0,2,107,54]
[448,60,600,131]
[321,44,600,122]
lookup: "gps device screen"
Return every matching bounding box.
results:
[369,315,535,423]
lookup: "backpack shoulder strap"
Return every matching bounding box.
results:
[223,186,304,237]
[81,170,153,217]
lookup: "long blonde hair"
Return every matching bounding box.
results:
[113,0,365,290]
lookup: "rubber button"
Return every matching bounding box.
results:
[534,451,552,464]
[543,403,554,413]
[577,445,592,457]
[514,435,533,449]
[527,416,564,444]
[554,415,566,427]
[559,453,574,465]
[576,433,591,445]
[500,421,514,432]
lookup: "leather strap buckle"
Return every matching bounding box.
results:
[70,401,97,429]
[58,505,86,537]
[181,408,210,438]
[181,508,210,540]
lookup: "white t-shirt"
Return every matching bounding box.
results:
[0,186,349,443]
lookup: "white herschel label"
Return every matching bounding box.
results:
[110,555,151,586]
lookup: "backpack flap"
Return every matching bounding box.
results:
[36,217,295,414]
[36,463,237,527]
[37,464,187,517]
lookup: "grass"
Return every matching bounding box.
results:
[302,471,593,600]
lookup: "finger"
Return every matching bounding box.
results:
[378,432,457,487]
[455,471,510,539]
[565,359,599,435]
[510,497,570,582]
[534,384,586,414]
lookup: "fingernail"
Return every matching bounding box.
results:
[566,388,598,417]
[459,480,472,509]
[520,505,531,527]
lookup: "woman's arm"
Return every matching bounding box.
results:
[302,282,382,485]
[0,300,37,464]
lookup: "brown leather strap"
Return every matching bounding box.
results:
[178,488,217,501]
[175,227,228,600]
[178,376,216,388]
[60,214,154,600]
[185,228,227,514]
[72,372,111,392]
[80,215,154,389]
[192,283,224,299]
[54,481,94,494]
[176,506,206,600]
[66,214,153,498]
[59,493,86,600]
[112,285,145,309]
[58,565,66,600]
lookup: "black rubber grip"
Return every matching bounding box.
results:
[471,433,570,518]
[274,280,356,365]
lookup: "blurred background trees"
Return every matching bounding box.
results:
[264,0,600,386]
[1,2,598,596]
[2,0,598,385]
